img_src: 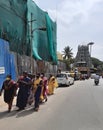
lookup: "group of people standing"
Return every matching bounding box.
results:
[0,72,58,112]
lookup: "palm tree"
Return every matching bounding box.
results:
[62,46,73,60]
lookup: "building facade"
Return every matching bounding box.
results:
[74,45,91,75]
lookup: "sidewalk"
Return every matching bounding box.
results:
[0,95,6,108]
[0,95,16,109]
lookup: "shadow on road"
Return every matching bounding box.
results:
[0,106,35,119]
[58,85,71,88]
[16,107,35,118]
[0,110,17,119]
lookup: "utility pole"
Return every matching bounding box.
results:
[29,13,46,73]
[88,42,94,67]
[30,13,33,73]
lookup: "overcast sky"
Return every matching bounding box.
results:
[33,0,103,61]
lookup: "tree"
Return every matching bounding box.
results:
[62,46,73,60]
[62,46,74,70]
[91,57,103,68]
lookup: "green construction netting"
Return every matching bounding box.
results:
[0,0,57,64]
[0,0,27,55]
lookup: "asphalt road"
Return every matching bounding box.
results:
[0,78,103,130]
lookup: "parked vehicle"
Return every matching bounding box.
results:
[67,73,74,85]
[56,72,74,87]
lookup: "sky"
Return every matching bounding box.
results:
[33,0,103,61]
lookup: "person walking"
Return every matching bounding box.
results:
[41,73,48,102]
[0,74,17,112]
[34,80,43,111]
[33,74,41,94]
[16,71,31,111]
[27,73,35,105]
[48,74,58,95]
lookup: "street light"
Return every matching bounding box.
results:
[88,42,94,57]
[87,42,94,69]
[31,27,46,34]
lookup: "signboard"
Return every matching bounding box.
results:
[0,67,5,74]
[78,67,90,71]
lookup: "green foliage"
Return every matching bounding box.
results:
[62,46,73,60]
[91,57,103,70]
[62,46,74,70]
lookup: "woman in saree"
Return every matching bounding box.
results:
[48,74,58,95]
[0,74,17,112]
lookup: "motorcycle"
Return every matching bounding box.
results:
[94,79,99,85]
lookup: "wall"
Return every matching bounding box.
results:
[0,39,17,88]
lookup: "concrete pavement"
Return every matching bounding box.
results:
[0,94,17,109]
[1,79,103,130]
[0,95,6,107]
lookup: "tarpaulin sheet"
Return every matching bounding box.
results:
[0,39,16,88]
[0,0,57,64]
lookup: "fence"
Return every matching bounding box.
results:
[14,53,67,78]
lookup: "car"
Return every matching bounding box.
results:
[67,73,74,85]
[91,73,96,79]
[56,72,74,87]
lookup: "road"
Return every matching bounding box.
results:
[0,78,103,130]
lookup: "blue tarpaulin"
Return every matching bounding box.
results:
[0,39,16,88]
